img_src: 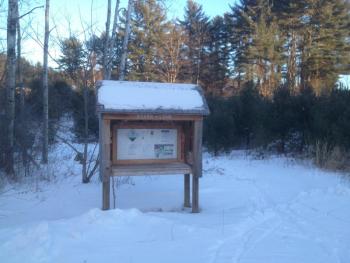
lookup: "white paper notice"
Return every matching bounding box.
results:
[117,128,178,160]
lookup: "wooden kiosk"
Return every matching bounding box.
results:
[96,80,209,213]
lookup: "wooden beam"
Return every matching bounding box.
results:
[104,113,202,121]
[191,119,203,213]
[112,163,192,176]
[101,118,111,210]
[184,173,191,208]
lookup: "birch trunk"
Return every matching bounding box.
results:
[42,0,50,164]
[16,5,23,110]
[103,0,111,79]
[119,0,133,81]
[5,0,18,176]
[105,0,120,80]
[16,6,29,174]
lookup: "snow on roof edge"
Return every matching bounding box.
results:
[96,80,210,116]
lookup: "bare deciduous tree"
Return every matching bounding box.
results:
[5,0,18,176]
[103,0,111,79]
[119,0,133,81]
[42,0,50,164]
[105,0,120,80]
[156,24,185,83]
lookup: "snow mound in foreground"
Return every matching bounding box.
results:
[1,152,350,263]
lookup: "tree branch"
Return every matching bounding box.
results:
[55,134,81,155]
[17,5,44,20]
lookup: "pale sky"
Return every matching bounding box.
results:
[15,0,236,66]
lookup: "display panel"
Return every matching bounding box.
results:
[116,128,178,160]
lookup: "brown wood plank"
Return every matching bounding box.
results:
[112,162,192,176]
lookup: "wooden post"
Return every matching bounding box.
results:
[100,116,111,210]
[192,119,203,213]
[184,173,191,207]
[192,175,199,212]
[102,179,110,210]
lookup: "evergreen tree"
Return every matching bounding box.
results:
[201,15,231,95]
[179,0,209,85]
[58,37,85,81]
[127,0,169,81]
[273,0,306,93]
[228,0,284,97]
[228,0,350,96]
[299,0,350,95]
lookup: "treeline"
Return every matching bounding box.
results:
[0,59,93,176]
[1,0,350,179]
[58,0,350,95]
[115,0,350,96]
[205,83,350,169]
[226,0,350,96]
[201,0,350,170]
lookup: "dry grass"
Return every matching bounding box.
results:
[314,141,350,171]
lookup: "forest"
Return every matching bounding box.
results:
[1,0,350,181]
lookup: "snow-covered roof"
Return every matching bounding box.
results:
[97,80,209,115]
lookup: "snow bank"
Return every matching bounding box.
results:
[0,208,215,263]
[1,152,350,263]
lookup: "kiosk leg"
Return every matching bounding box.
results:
[102,175,110,210]
[100,117,111,210]
[184,173,191,207]
[192,175,199,213]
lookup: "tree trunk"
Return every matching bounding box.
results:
[5,0,18,176]
[16,7,29,175]
[119,0,133,81]
[16,5,24,110]
[82,71,89,183]
[287,31,297,93]
[82,88,89,183]
[105,0,120,80]
[103,0,111,79]
[42,0,50,164]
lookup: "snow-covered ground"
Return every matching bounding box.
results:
[0,150,350,263]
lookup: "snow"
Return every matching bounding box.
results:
[1,150,350,263]
[97,80,207,112]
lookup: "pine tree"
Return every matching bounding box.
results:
[58,37,85,80]
[228,0,350,96]
[228,0,284,97]
[273,0,307,93]
[300,0,350,95]
[201,15,230,95]
[127,0,169,81]
[179,0,209,85]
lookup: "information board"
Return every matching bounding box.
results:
[116,128,178,160]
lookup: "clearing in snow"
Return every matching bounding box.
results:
[0,150,349,263]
